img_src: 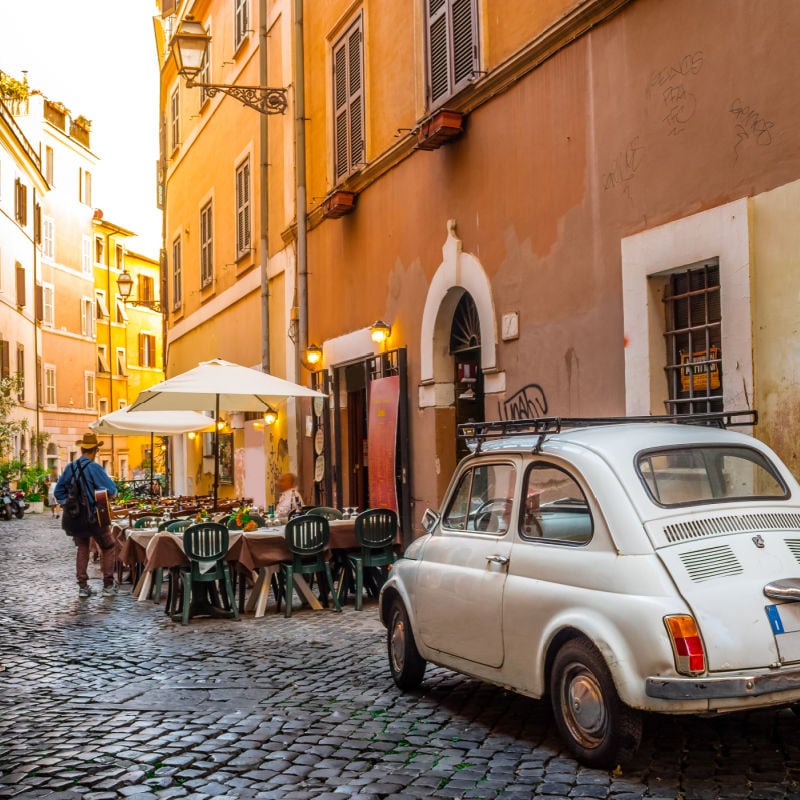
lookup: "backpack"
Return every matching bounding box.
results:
[61,461,97,537]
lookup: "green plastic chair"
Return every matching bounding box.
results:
[134,515,160,528]
[307,506,344,520]
[341,508,398,611]
[166,519,193,533]
[280,515,341,618]
[172,522,239,625]
[152,519,195,613]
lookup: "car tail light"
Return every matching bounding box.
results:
[664,615,706,675]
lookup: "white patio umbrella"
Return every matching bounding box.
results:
[91,408,216,493]
[127,359,327,507]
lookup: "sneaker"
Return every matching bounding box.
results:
[78,585,94,598]
[101,585,118,597]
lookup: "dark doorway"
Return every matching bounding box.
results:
[450,293,484,462]
[346,363,369,510]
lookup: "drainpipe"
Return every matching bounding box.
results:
[260,0,271,374]
[294,0,308,357]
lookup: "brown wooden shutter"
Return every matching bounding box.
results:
[35,285,43,321]
[452,0,477,87]
[161,0,176,17]
[36,356,42,406]
[15,263,26,307]
[332,14,364,181]
[147,335,155,367]
[0,340,10,380]
[34,203,42,244]
[138,333,145,366]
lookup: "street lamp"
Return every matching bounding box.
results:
[370,320,392,344]
[117,269,163,312]
[170,18,289,116]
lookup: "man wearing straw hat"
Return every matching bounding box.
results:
[54,432,119,598]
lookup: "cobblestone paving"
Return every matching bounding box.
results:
[3,514,800,799]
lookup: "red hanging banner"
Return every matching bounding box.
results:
[368,375,400,512]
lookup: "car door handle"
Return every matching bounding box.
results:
[486,554,509,566]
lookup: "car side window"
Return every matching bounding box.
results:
[520,463,593,544]
[442,463,516,534]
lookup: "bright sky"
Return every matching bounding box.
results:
[0,0,162,255]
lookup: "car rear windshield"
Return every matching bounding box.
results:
[637,445,788,507]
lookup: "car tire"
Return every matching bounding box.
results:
[550,637,643,768]
[387,597,426,690]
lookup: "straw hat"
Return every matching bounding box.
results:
[76,432,104,450]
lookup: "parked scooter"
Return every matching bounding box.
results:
[0,484,26,520]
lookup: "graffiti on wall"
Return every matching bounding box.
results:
[498,383,549,421]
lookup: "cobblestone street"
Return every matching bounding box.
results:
[2,513,800,799]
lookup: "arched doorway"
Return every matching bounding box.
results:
[450,293,484,461]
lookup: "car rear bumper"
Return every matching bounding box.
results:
[646,665,800,700]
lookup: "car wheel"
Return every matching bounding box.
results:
[550,637,643,768]
[387,597,426,690]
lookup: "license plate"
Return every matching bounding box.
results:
[766,603,800,663]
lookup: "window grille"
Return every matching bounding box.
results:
[172,237,182,308]
[663,263,722,415]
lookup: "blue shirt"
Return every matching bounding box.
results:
[54,455,118,511]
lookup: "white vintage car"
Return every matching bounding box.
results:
[380,412,800,767]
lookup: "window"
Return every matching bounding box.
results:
[94,235,104,266]
[172,236,182,308]
[97,344,110,373]
[332,14,365,182]
[116,348,127,376]
[81,296,95,337]
[0,339,9,379]
[16,345,24,401]
[42,216,55,261]
[15,263,25,307]
[235,159,250,257]
[44,364,56,406]
[115,243,124,270]
[170,87,180,152]
[14,177,27,225]
[425,0,479,110]
[78,168,92,205]
[199,38,211,105]
[443,462,516,533]
[95,290,109,320]
[637,446,787,507]
[85,372,95,410]
[139,274,155,304]
[44,146,54,185]
[139,333,156,368]
[234,0,249,49]
[200,200,213,287]
[82,235,92,275]
[115,296,128,323]
[98,397,108,416]
[520,464,593,544]
[664,263,722,415]
[42,283,54,327]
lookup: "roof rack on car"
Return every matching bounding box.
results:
[458,409,758,453]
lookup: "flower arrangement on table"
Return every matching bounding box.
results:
[194,508,210,522]
[235,506,258,531]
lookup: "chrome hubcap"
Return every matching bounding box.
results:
[562,665,606,746]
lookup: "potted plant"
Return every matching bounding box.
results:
[21,465,48,513]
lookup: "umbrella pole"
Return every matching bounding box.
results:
[213,395,220,510]
[150,431,154,495]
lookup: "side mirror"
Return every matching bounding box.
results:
[421,507,439,533]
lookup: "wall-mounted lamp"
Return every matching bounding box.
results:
[305,343,323,367]
[264,407,278,426]
[187,431,197,440]
[171,18,289,115]
[370,320,392,344]
[117,269,162,312]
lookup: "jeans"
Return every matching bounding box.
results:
[74,530,115,587]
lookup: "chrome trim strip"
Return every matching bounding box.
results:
[646,666,800,699]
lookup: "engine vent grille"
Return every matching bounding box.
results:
[664,512,800,543]
[679,544,743,582]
